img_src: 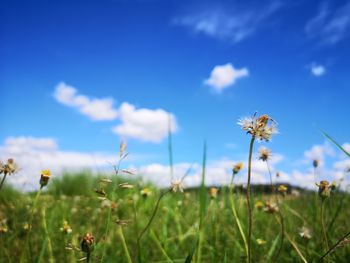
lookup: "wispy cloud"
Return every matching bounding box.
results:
[305,2,350,45]
[54,82,118,121]
[204,63,249,92]
[173,1,282,43]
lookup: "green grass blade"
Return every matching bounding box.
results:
[322,131,350,157]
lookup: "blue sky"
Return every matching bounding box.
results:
[1,0,350,190]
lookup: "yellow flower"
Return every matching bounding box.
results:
[60,220,72,234]
[209,187,218,199]
[255,201,264,210]
[278,185,288,194]
[233,162,244,174]
[140,188,152,197]
[256,238,266,245]
[40,170,51,187]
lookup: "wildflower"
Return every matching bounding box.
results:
[23,222,31,232]
[291,189,300,197]
[299,226,312,240]
[278,185,288,195]
[101,199,111,208]
[140,187,152,197]
[263,201,279,214]
[119,182,134,189]
[255,201,264,210]
[81,233,95,254]
[258,147,271,162]
[238,113,278,141]
[0,225,8,234]
[60,220,72,234]
[39,170,51,188]
[256,238,266,245]
[233,162,244,174]
[313,160,319,168]
[209,187,218,199]
[0,158,19,176]
[316,180,335,200]
[171,179,184,193]
[276,172,280,178]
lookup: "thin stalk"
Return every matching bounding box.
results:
[246,137,255,263]
[100,158,123,262]
[285,232,308,263]
[229,174,248,258]
[168,115,174,180]
[118,225,133,263]
[137,190,170,262]
[41,208,54,263]
[266,160,284,263]
[20,187,43,263]
[317,230,350,263]
[321,200,330,261]
[150,229,173,263]
[0,174,7,191]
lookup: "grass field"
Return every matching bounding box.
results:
[1,171,350,263]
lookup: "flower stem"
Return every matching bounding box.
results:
[118,225,133,263]
[246,137,255,263]
[136,189,170,261]
[266,160,284,263]
[229,174,248,258]
[20,187,43,263]
[321,200,330,261]
[317,230,350,263]
[0,174,7,191]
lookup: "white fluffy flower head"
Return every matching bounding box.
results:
[238,113,277,141]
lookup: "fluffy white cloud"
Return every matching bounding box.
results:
[305,2,350,45]
[112,102,178,143]
[204,63,249,91]
[311,64,326,76]
[54,82,118,121]
[173,2,281,43]
[0,136,116,191]
[54,82,179,143]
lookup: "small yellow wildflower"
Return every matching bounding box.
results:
[233,162,244,174]
[60,220,72,234]
[255,201,264,210]
[209,187,218,199]
[140,188,152,197]
[278,185,288,195]
[40,170,51,187]
[256,238,266,245]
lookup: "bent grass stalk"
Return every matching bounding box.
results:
[117,225,133,263]
[0,173,7,191]
[246,137,255,263]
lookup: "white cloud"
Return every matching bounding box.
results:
[204,63,249,91]
[54,82,179,143]
[305,3,350,45]
[54,82,118,121]
[304,142,335,167]
[173,2,281,43]
[0,136,116,191]
[112,102,178,143]
[310,64,326,76]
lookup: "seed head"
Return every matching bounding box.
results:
[171,179,184,193]
[299,226,312,240]
[238,113,277,141]
[316,180,335,200]
[313,159,319,168]
[0,158,19,176]
[81,233,95,254]
[258,147,272,162]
